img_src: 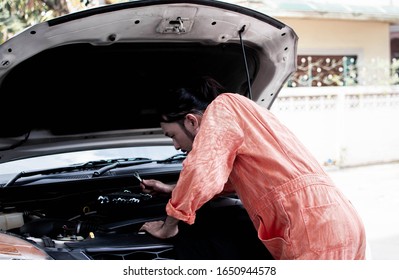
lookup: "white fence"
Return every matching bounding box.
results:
[270,85,399,167]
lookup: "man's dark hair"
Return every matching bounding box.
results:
[158,76,227,123]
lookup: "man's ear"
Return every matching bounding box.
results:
[184,113,200,130]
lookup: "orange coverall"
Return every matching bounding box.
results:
[166,93,366,260]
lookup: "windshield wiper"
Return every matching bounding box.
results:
[159,153,187,163]
[92,153,187,177]
[3,157,152,188]
[3,154,186,187]
[79,157,152,169]
[92,158,154,177]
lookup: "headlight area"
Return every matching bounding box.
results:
[0,232,52,260]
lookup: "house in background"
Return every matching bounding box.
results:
[231,0,399,167]
[233,0,399,87]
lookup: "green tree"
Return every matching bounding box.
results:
[0,0,93,44]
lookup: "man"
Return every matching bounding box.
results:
[140,76,366,260]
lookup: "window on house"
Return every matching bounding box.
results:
[287,55,358,87]
[391,38,399,85]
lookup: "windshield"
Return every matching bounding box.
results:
[0,146,179,175]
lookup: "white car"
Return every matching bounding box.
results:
[0,0,297,260]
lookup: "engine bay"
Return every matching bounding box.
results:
[0,167,273,260]
[0,169,179,259]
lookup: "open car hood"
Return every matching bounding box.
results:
[0,0,297,164]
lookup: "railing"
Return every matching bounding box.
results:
[288,55,358,87]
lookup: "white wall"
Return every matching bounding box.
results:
[271,86,399,167]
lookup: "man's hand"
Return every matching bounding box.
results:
[139,216,179,239]
[140,179,175,195]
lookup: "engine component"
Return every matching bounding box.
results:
[98,190,152,205]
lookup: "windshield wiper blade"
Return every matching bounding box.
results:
[77,157,152,168]
[3,157,153,188]
[3,164,89,188]
[160,153,187,163]
[92,153,187,177]
[3,154,187,187]
[92,158,154,177]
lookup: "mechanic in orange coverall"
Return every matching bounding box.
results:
[139,76,366,260]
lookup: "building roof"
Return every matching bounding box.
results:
[231,0,399,23]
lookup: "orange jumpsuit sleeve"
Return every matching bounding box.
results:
[165,96,244,224]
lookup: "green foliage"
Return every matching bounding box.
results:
[391,58,399,85]
[0,0,86,44]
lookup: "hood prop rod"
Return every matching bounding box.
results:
[238,25,252,100]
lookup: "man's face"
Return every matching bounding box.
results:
[161,121,195,153]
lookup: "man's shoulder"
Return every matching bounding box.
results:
[216,92,252,105]
[217,92,244,101]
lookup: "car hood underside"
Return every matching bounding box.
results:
[0,0,297,163]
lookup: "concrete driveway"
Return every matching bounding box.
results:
[326,162,399,260]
